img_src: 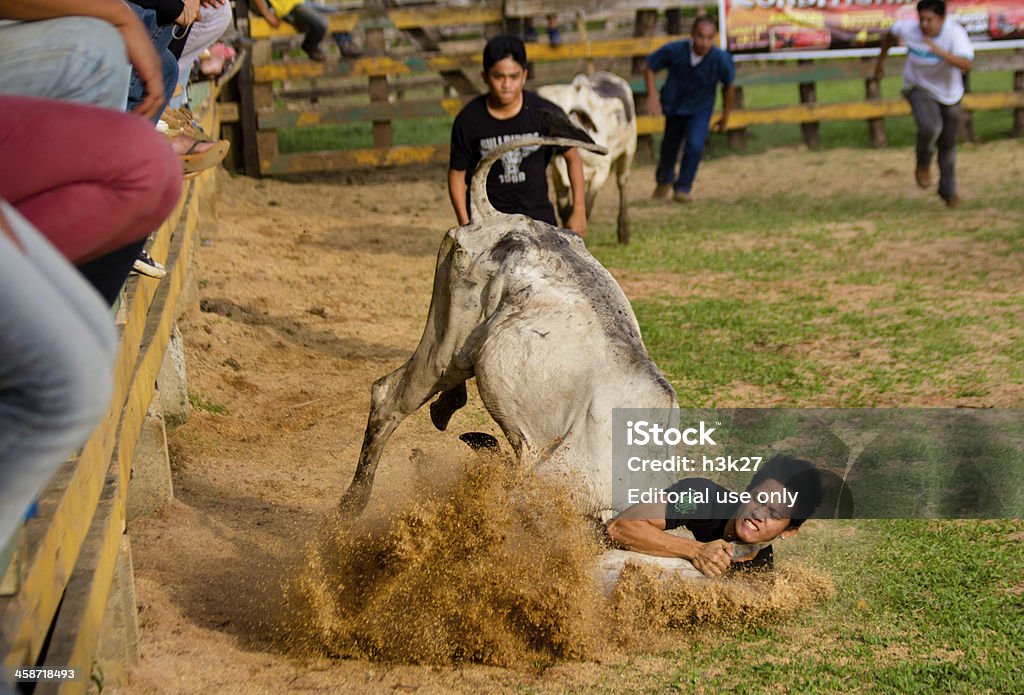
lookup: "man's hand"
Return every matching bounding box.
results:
[691,539,733,577]
[112,6,165,120]
[712,112,730,133]
[266,12,281,28]
[567,208,586,237]
[176,0,201,26]
[646,92,662,116]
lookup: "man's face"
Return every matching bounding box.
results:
[484,57,527,107]
[692,21,717,57]
[919,9,944,38]
[733,477,795,544]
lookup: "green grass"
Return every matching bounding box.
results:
[645,519,1024,693]
[187,391,230,416]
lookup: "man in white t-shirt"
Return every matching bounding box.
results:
[875,0,974,207]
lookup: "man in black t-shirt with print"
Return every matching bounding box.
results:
[448,35,587,235]
[606,456,824,577]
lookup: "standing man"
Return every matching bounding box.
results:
[645,16,735,204]
[875,0,973,207]
[448,35,587,236]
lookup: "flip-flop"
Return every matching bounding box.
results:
[180,138,230,175]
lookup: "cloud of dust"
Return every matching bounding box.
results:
[282,454,834,667]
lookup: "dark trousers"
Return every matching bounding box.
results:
[125,4,179,123]
[905,86,962,200]
[656,109,713,194]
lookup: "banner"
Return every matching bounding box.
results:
[723,0,1024,58]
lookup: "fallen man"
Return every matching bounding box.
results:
[602,455,824,587]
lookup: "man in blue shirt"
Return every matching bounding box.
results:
[645,17,735,203]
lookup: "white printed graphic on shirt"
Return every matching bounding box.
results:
[480,132,541,184]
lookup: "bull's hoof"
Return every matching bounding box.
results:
[459,431,500,452]
[429,383,467,431]
[338,484,371,517]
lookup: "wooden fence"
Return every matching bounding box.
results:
[229,1,1024,176]
[0,83,219,694]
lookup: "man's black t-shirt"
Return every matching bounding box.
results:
[663,477,774,572]
[449,91,563,226]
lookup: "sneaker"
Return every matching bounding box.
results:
[523,27,539,42]
[132,250,167,279]
[548,28,563,47]
[304,45,327,62]
[915,165,931,188]
[652,183,673,200]
[334,32,362,57]
[940,192,961,208]
[673,190,693,204]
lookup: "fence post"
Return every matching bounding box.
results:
[728,85,747,151]
[959,71,975,143]
[366,0,392,149]
[864,57,886,146]
[798,60,820,148]
[234,0,263,177]
[633,8,658,159]
[1013,49,1023,136]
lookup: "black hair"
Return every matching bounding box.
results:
[483,35,527,73]
[747,455,824,528]
[917,0,946,17]
[691,16,718,36]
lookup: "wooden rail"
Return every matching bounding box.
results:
[0,83,217,694]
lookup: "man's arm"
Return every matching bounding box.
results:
[923,36,973,72]
[606,502,734,577]
[874,29,897,80]
[713,82,734,133]
[447,168,469,226]
[563,147,587,236]
[0,0,165,119]
[249,0,280,27]
[643,64,661,116]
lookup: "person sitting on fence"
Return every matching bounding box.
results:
[0,94,183,305]
[874,0,974,208]
[448,34,587,236]
[644,16,735,204]
[0,0,187,300]
[0,199,118,551]
[249,0,361,62]
[523,13,562,48]
[605,455,825,578]
[167,0,235,110]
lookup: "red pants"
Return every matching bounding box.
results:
[0,95,181,264]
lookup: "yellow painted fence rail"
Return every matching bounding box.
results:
[0,83,219,695]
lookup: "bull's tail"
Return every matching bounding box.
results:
[470,127,608,225]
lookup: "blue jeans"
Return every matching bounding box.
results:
[656,109,713,194]
[126,5,180,122]
[0,17,130,109]
[0,202,116,546]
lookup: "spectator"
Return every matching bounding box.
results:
[249,0,361,62]
[0,200,118,546]
[0,94,182,304]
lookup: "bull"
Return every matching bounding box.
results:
[538,72,638,244]
[341,126,677,521]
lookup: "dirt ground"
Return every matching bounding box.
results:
[119,141,1022,694]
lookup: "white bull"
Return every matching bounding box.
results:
[341,129,676,521]
[538,72,638,244]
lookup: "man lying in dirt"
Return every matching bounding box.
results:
[605,455,824,578]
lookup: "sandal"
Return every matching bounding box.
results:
[158,108,230,176]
